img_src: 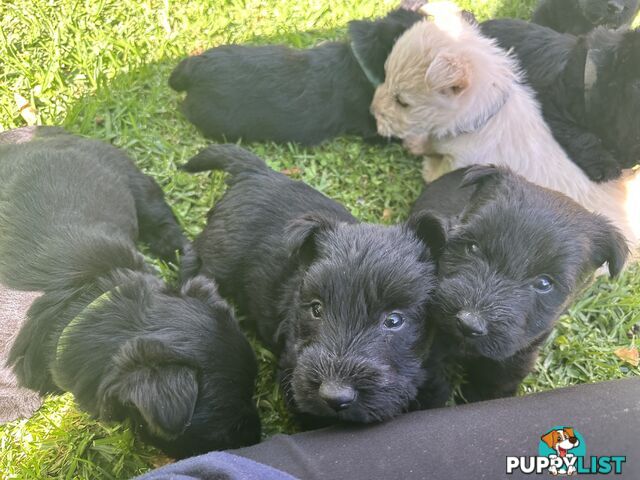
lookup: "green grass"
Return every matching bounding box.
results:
[1,0,638,478]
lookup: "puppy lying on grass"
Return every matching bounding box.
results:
[169,7,421,145]
[532,0,639,35]
[0,127,260,458]
[181,144,449,424]
[412,165,628,402]
[481,20,640,182]
[372,4,640,253]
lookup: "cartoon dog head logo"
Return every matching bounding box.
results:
[541,428,580,457]
[539,426,585,475]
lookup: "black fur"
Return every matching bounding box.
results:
[181,144,447,423]
[481,20,640,182]
[169,8,421,145]
[532,0,639,35]
[0,127,260,458]
[411,166,628,402]
[0,126,186,261]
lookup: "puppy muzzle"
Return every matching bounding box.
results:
[372,110,395,138]
[290,347,417,422]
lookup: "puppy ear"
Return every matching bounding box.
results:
[459,164,503,189]
[425,52,470,96]
[100,337,198,440]
[541,430,556,448]
[589,218,629,278]
[284,213,338,266]
[181,274,223,307]
[406,212,447,258]
[564,427,575,438]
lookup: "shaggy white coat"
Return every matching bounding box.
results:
[372,3,639,252]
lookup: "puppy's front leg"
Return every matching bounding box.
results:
[128,172,187,262]
[542,103,621,182]
[459,345,540,402]
[422,155,452,183]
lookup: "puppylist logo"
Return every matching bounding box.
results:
[506,426,627,475]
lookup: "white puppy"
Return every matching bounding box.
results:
[371,2,639,253]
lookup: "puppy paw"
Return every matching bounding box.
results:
[422,155,450,183]
[580,151,622,183]
[146,228,187,263]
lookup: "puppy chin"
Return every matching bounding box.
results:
[464,337,518,361]
[441,319,521,361]
[375,118,395,138]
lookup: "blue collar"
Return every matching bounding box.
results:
[441,88,511,139]
[55,288,118,363]
[350,42,382,87]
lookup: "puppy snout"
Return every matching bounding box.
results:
[371,104,385,124]
[569,436,579,445]
[456,310,488,337]
[371,91,389,130]
[319,381,357,411]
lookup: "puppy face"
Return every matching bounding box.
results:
[54,274,260,458]
[429,166,628,360]
[280,214,444,422]
[590,29,640,168]
[541,427,580,450]
[371,9,513,146]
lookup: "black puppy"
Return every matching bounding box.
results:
[169,8,421,145]
[0,127,260,458]
[411,166,628,402]
[481,20,640,182]
[181,144,447,423]
[532,0,639,35]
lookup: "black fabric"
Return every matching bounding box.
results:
[230,378,640,479]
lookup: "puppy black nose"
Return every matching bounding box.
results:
[319,382,356,411]
[608,0,624,14]
[456,311,488,337]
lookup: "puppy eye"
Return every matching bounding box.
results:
[533,275,554,293]
[465,242,480,255]
[310,301,323,319]
[383,312,405,330]
[394,94,409,108]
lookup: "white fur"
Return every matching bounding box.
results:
[372,5,639,253]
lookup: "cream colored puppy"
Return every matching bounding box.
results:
[371,2,639,252]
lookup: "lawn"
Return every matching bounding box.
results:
[0,0,638,478]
